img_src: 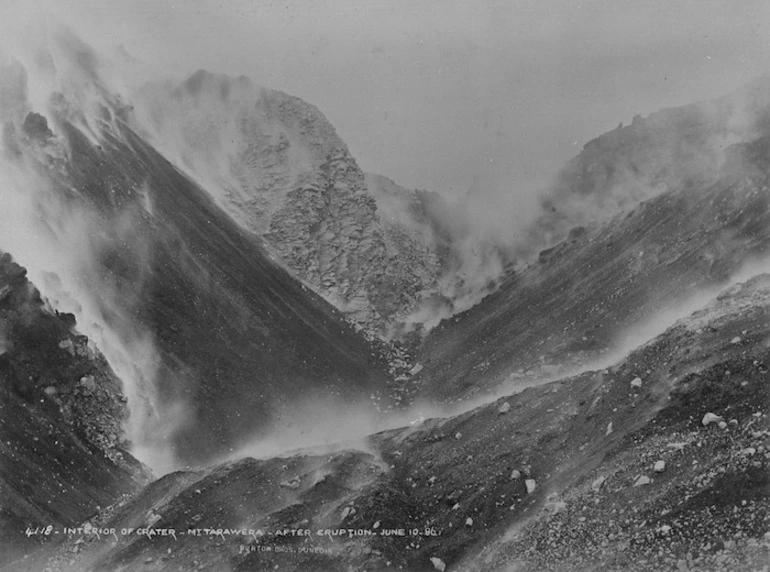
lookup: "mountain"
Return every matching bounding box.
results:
[0,40,394,475]
[1,32,770,572]
[414,90,770,405]
[527,76,770,252]
[134,71,472,334]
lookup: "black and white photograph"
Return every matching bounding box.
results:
[0,1,768,570]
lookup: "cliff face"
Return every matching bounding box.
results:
[136,72,448,332]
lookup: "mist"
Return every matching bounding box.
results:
[3,2,767,335]
[0,34,182,474]
[0,4,768,475]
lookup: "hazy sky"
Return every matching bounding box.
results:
[4,0,770,199]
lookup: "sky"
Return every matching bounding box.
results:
[3,0,770,199]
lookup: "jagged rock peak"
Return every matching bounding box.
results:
[136,71,448,333]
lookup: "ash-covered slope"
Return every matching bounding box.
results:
[37,274,770,572]
[65,121,390,464]
[0,254,147,568]
[415,110,770,403]
[0,40,391,470]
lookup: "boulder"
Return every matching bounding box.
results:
[430,557,447,571]
[633,475,651,487]
[702,412,723,426]
[525,479,537,494]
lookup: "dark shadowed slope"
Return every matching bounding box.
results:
[6,108,391,468]
[415,132,770,403]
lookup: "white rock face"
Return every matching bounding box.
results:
[654,460,666,473]
[498,402,511,414]
[702,412,723,426]
[631,377,642,388]
[591,476,606,492]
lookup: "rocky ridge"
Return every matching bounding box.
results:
[528,76,770,253]
[137,72,451,333]
[0,252,148,568]
[414,123,770,404]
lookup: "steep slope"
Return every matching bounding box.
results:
[0,254,147,568]
[415,128,770,404]
[135,72,451,332]
[0,44,391,471]
[32,274,770,572]
[3,34,770,572]
[63,121,391,464]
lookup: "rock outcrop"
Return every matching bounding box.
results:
[136,72,473,334]
[0,253,147,567]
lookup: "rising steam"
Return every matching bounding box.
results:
[1,24,768,478]
[0,29,179,474]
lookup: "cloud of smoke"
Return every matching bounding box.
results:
[391,75,770,334]
[223,388,450,468]
[1,21,768,479]
[0,30,183,474]
[129,70,323,238]
[519,76,770,257]
[366,173,529,334]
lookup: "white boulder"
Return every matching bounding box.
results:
[525,479,537,494]
[430,557,447,571]
[702,412,723,426]
[633,475,651,487]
